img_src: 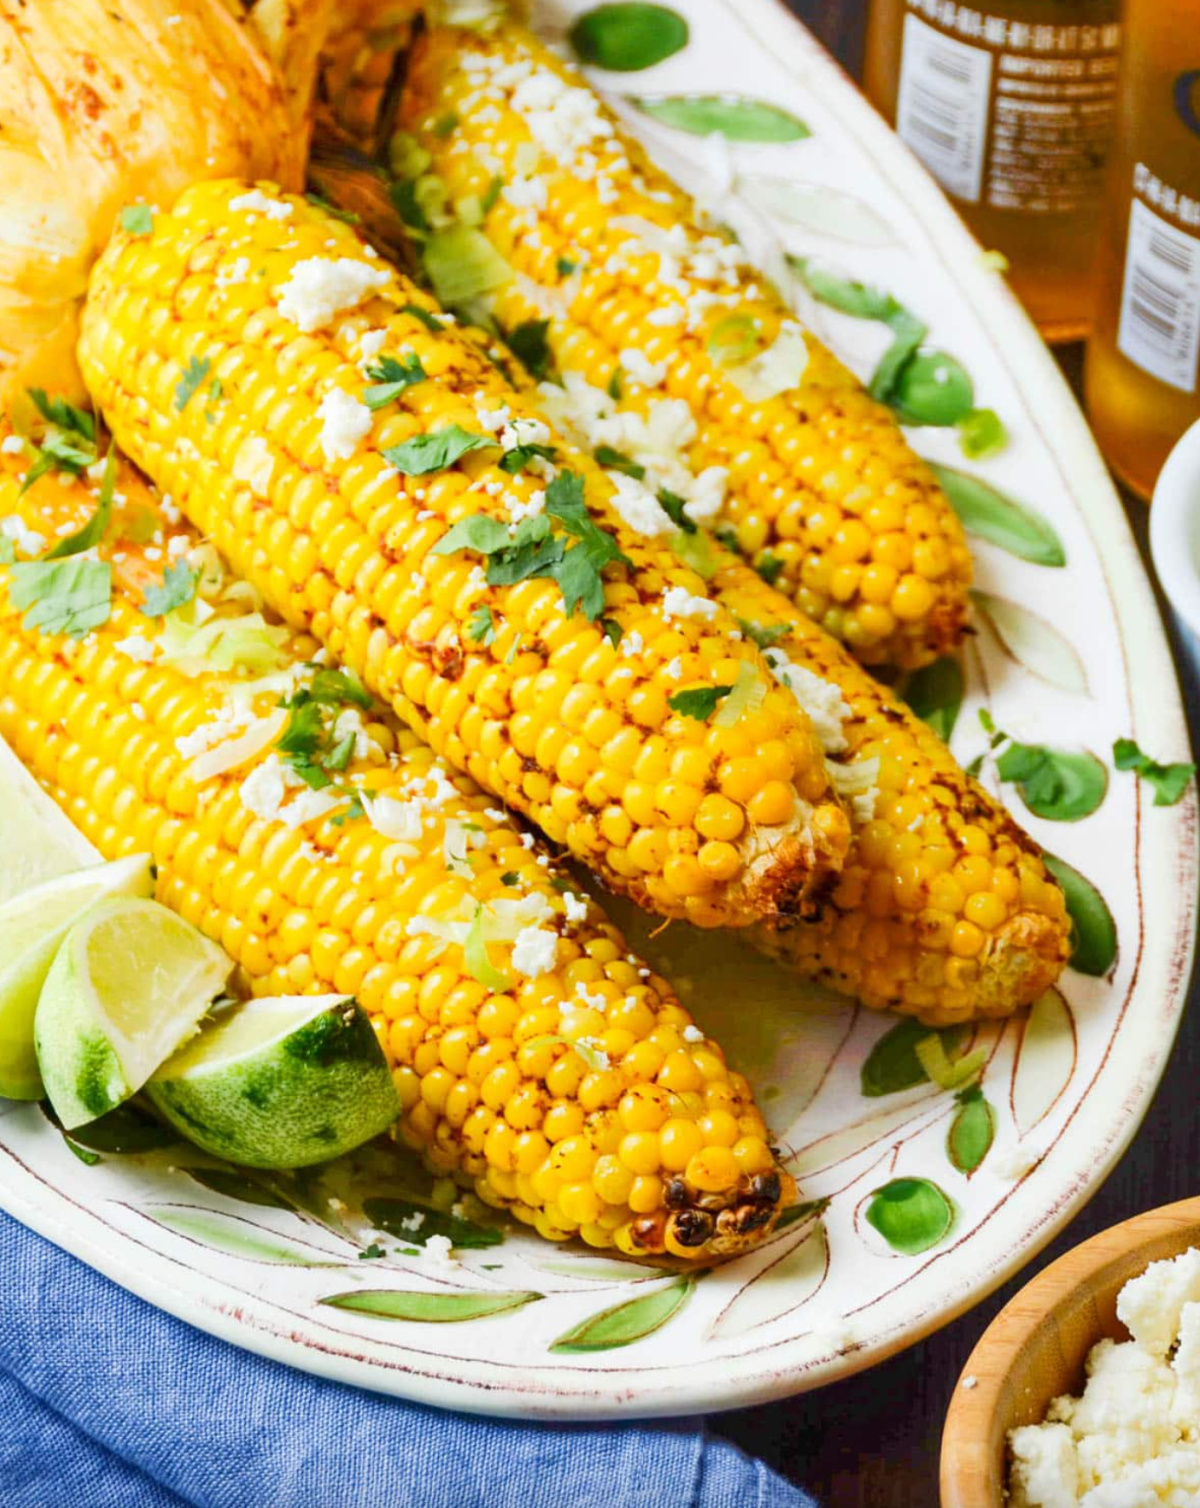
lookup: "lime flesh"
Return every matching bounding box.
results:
[0,734,99,906]
[35,896,232,1129]
[147,995,401,1167]
[0,855,155,1100]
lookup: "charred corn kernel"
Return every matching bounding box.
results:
[80,182,850,930]
[0,437,795,1263]
[707,555,1071,1023]
[399,23,972,670]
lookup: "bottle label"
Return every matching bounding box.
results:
[894,5,1121,212]
[1117,171,1200,394]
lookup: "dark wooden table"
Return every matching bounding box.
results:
[714,6,1200,1503]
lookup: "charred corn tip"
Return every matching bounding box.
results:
[78,178,849,932]
[0,438,792,1259]
[708,558,1071,1023]
[398,21,973,671]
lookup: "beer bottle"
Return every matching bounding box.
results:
[1084,1,1200,499]
[864,1,1122,341]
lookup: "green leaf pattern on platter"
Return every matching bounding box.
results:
[1043,856,1118,977]
[321,1289,543,1323]
[947,1089,995,1176]
[864,1178,955,1256]
[632,95,811,142]
[549,1276,696,1352]
[860,1018,969,1098]
[931,464,1066,567]
[972,591,1088,695]
[569,4,688,72]
[901,656,963,743]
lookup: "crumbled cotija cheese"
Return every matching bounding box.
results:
[317,388,372,462]
[228,189,293,220]
[276,257,390,333]
[1009,1247,1200,1506]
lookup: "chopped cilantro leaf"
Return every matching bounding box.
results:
[480,176,504,215]
[383,426,495,475]
[506,319,553,380]
[9,558,112,639]
[601,616,623,648]
[756,552,784,587]
[433,515,512,558]
[736,617,788,651]
[326,732,357,772]
[208,378,223,403]
[498,442,558,475]
[714,525,739,552]
[140,560,198,617]
[303,192,360,224]
[285,667,372,710]
[277,700,325,761]
[657,488,695,534]
[556,256,577,276]
[174,357,211,412]
[486,529,564,589]
[965,753,985,778]
[432,112,459,138]
[45,446,116,559]
[467,604,496,644]
[20,431,97,495]
[401,303,445,333]
[358,1242,387,1260]
[544,470,632,619]
[431,473,629,623]
[607,368,623,400]
[594,445,645,480]
[1113,738,1195,806]
[27,390,96,442]
[120,204,154,237]
[362,354,427,410]
[668,683,734,721]
[500,871,520,886]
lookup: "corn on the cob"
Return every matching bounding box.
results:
[0,428,795,1258]
[394,21,972,671]
[78,180,853,930]
[463,342,1069,1021]
[707,560,1070,1022]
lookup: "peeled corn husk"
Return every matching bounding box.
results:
[0,0,331,408]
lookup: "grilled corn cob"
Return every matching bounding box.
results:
[451,336,1069,1020]
[78,180,852,929]
[0,427,795,1258]
[394,20,972,671]
[710,562,1070,1022]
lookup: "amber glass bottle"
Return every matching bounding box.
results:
[1084,0,1200,499]
[864,0,1122,341]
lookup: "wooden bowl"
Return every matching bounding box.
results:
[939,1196,1200,1506]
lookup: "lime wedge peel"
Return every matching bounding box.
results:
[147,995,401,1169]
[35,896,233,1129]
[0,855,155,1101]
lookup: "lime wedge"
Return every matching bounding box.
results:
[35,897,233,1128]
[0,734,100,906]
[0,855,155,1100]
[146,995,401,1168]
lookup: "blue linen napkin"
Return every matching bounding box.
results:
[0,1210,814,1508]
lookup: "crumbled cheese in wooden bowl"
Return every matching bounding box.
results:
[1009,1247,1200,1506]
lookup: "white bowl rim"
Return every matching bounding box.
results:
[1151,419,1200,639]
